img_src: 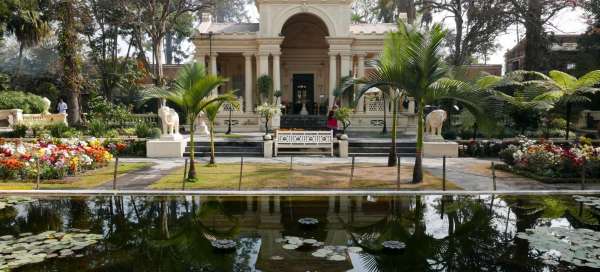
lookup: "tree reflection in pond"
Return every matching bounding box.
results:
[0,195,595,272]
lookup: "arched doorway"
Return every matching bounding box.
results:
[280,13,330,116]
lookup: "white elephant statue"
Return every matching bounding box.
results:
[41,98,51,115]
[196,112,211,136]
[158,105,180,136]
[425,109,447,136]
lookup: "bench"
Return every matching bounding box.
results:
[274,130,334,156]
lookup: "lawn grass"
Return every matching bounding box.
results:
[149,163,461,190]
[0,162,152,190]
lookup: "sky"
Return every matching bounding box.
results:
[244,3,589,67]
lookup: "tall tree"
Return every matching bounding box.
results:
[147,63,236,180]
[576,0,600,74]
[6,1,50,84]
[354,22,487,182]
[125,0,211,86]
[214,0,249,23]
[57,0,84,125]
[428,0,511,66]
[508,0,572,71]
[353,0,416,23]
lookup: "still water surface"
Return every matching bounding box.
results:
[0,194,599,272]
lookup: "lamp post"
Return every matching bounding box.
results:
[226,104,232,134]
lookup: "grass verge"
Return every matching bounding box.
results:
[149,163,461,190]
[0,162,152,190]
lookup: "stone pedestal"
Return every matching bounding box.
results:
[146,137,187,158]
[263,140,273,158]
[423,142,459,158]
[338,139,348,158]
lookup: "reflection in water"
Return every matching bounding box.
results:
[0,195,597,271]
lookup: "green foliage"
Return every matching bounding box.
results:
[48,123,79,138]
[135,123,160,139]
[11,124,27,138]
[334,107,353,133]
[145,62,237,179]
[498,145,518,165]
[0,91,46,113]
[88,119,108,137]
[256,103,280,134]
[86,94,132,128]
[257,75,272,103]
[0,73,9,91]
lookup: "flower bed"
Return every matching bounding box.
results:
[498,139,600,182]
[0,138,115,181]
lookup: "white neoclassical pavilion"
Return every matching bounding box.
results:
[192,0,416,133]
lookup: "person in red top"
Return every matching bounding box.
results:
[326,109,338,133]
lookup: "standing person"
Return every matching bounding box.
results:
[57,98,68,114]
[326,109,338,134]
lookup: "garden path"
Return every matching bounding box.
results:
[95,159,180,190]
[95,157,600,191]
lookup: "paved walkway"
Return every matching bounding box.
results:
[101,156,600,191]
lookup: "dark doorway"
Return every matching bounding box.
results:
[292,74,314,114]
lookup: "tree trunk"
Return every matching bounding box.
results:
[412,99,424,184]
[388,98,398,167]
[453,4,464,66]
[209,122,216,165]
[265,117,269,135]
[524,0,547,71]
[188,119,197,180]
[165,31,174,65]
[382,94,388,134]
[565,102,572,140]
[59,0,82,125]
[153,37,165,86]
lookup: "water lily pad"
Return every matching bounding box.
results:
[327,254,346,261]
[282,244,299,250]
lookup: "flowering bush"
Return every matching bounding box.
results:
[0,138,114,181]
[500,138,600,178]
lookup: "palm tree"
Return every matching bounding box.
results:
[147,63,237,180]
[204,100,239,165]
[352,22,485,183]
[528,70,600,140]
[7,5,50,83]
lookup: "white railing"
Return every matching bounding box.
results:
[0,109,68,128]
[21,113,68,127]
[219,97,244,113]
[364,97,416,114]
[365,99,385,113]
[274,130,333,156]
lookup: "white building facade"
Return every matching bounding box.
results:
[192,0,416,133]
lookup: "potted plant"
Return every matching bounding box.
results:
[256,103,281,138]
[257,75,272,104]
[334,106,352,137]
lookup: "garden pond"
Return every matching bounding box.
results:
[0,194,599,271]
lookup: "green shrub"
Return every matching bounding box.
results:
[88,119,108,137]
[11,124,28,138]
[149,128,162,139]
[105,129,119,139]
[87,94,132,128]
[48,123,70,138]
[135,122,151,138]
[119,127,136,136]
[499,145,518,165]
[0,91,46,113]
[135,123,161,139]
[30,124,48,138]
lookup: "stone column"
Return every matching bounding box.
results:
[328,53,337,109]
[340,53,352,107]
[243,53,254,112]
[258,53,269,77]
[357,54,366,113]
[272,52,281,104]
[408,97,415,114]
[209,53,218,96]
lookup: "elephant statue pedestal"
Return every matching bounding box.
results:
[146,105,187,158]
[422,109,458,157]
